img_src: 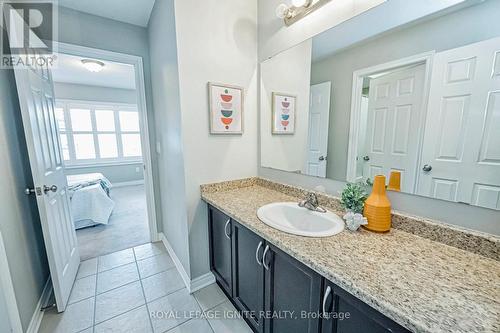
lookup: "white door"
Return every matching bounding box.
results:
[13,58,80,312]
[8,34,80,312]
[363,64,426,192]
[417,37,500,209]
[305,82,331,177]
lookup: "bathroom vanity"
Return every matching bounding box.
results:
[202,178,499,333]
[202,2,500,332]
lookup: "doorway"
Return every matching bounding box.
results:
[12,42,158,311]
[346,52,434,192]
[50,49,155,259]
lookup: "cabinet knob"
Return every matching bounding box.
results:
[422,164,432,172]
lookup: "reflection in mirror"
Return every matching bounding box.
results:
[260,0,500,210]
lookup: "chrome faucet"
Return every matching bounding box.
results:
[298,193,327,213]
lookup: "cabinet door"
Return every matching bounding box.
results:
[321,281,410,333]
[232,222,265,333]
[208,206,233,296]
[264,245,322,333]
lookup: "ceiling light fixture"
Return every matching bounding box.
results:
[81,59,105,73]
[276,0,330,26]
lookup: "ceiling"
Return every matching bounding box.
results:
[58,0,156,27]
[52,53,136,90]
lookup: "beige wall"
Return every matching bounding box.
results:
[148,0,258,279]
[261,39,312,173]
[174,0,258,278]
[148,0,191,276]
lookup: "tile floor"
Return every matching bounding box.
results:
[39,242,252,333]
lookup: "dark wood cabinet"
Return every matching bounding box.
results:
[264,244,322,333]
[232,222,266,333]
[207,205,410,333]
[321,281,410,333]
[208,206,233,296]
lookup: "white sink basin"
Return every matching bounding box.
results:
[257,202,344,237]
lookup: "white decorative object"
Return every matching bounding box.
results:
[343,212,368,231]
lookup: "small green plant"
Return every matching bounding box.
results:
[340,182,368,214]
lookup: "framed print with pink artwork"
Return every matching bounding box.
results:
[272,92,296,134]
[208,82,244,134]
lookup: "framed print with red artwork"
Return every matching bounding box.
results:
[208,82,244,134]
[272,92,296,134]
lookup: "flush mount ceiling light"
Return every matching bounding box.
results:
[81,59,105,73]
[276,0,331,26]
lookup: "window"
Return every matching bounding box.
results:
[55,101,142,166]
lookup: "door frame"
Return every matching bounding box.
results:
[346,51,434,189]
[54,41,159,242]
[0,231,23,333]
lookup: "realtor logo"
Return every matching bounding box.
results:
[0,0,58,68]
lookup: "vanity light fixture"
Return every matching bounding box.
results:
[81,59,105,73]
[276,0,331,26]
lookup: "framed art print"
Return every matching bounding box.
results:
[272,92,296,134]
[208,82,244,134]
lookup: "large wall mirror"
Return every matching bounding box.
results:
[260,0,500,210]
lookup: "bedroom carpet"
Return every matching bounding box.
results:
[76,184,150,260]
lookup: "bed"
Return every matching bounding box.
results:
[67,173,115,230]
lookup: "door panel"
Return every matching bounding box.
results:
[13,57,79,311]
[208,207,233,296]
[418,37,500,209]
[363,64,426,192]
[265,245,321,333]
[232,222,265,333]
[305,82,331,177]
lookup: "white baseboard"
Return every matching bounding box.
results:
[190,272,216,293]
[158,233,215,293]
[112,180,145,188]
[159,233,191,291]
[26,277,52,333]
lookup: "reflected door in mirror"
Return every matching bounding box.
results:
[305,82,331,177]
[417,37,500,209]
[363,64,426,193]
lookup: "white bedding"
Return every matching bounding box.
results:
[70,184,115,229]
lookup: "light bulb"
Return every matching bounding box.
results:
[275,3,289,19]
[291,0,308,7]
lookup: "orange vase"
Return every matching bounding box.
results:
[387,171,401,192]
[363,175,391,232]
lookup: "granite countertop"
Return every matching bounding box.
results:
[201,183,500,333]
